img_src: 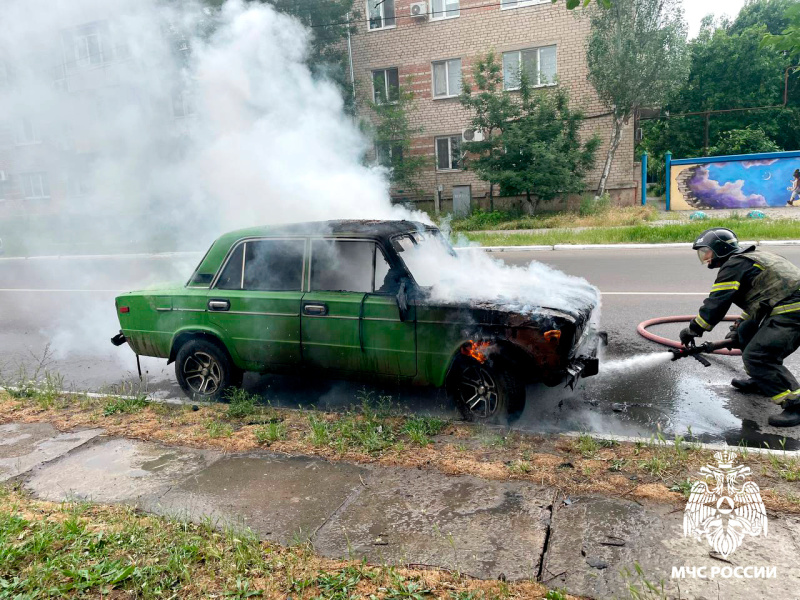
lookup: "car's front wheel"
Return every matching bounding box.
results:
[175,338,241,402]
[448,354,525,422]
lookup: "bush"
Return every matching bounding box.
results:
[579,192,611,217]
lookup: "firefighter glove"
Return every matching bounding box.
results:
[680,327,700,348]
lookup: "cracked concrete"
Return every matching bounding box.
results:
[5,423,800,595]
[542,495,800,599]
[0,422,102,482]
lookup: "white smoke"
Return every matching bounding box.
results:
[1,0,600,375]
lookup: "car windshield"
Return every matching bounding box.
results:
[392,230,455,288]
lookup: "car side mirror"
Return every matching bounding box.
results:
[396,279,409,322]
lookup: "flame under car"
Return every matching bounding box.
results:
[112,220,604,421]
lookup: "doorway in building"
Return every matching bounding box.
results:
[453,185,471,217]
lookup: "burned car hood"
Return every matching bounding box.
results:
[415,282,599,327]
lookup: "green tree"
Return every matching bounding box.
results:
[708,127,781,155]
[641,0,800,192]
[587,0,690,197]
[761,1,800,55]
[367,79,428,196]
[460,52,600,214]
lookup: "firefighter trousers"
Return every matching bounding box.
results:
[741,311,800,402]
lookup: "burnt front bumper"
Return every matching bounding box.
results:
[566,330,607,386]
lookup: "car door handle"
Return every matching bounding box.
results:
[208,299,230,312]
[303,303,328,316]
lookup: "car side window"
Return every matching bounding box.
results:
[310,240,377,293]
[215,243,244,290]
[243,239,305,291]
[375,248,402,294]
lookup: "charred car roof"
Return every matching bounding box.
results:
[190,220,434,285]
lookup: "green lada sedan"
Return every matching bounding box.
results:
[112,220,603,421]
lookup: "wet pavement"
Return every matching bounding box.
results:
[5,422,799,597]
[14,424,552,581]
[3,248,800,447]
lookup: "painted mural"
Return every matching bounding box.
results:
[669,155,800,210]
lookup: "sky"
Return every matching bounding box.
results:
[683,0,747,38]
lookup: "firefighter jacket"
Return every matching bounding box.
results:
[690,247,800,335]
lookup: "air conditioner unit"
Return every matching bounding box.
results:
[462,128,485,143]
[0,171,6,182]
[410,2,428,19]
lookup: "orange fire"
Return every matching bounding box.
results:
[462,340,491,364]
[544,330,562,343]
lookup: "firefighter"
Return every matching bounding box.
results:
[679,228,800,427]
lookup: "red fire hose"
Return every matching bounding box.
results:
[637,315,742,356]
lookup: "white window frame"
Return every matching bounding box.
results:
[435,135,462,172]
[500,0,550,10]
[372,67,399,104]
[14,118,40,146]
[20,172,50,200]
[502,46,557,90]
[172,88,196,118]
[366,0,396,31]
[431,58,462,99]
[431,0,460,20]
[74,30,104,68]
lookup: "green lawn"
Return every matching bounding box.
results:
[464,218,800,246]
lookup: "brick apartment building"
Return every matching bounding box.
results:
[350,0,637,214]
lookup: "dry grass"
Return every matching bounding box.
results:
[450,206,658,232]
[0,487,563,599]
[3,389,800,515]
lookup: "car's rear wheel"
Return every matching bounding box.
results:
[448,354,525,422]
[175,338,241,403]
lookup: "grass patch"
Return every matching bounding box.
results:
[449,204,657,232]
[464,218,800,246]
[206,420,233,439]
[103,395,148,416]
[254,421,287,445]
[225,388,258,419]
[0,488,553,599]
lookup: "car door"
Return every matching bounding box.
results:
[207,237,306,371]
[301,238,416,376]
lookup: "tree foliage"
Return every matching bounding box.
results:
[708,127,781,156]
[587,0,690,196]
[459,52,600,213]
[366,80,428,196]
[640,0,800,192]
[761,1,800,55]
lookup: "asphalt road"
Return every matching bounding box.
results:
[2,246,800,447]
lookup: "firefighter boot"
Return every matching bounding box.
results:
[731,378,760,394]
[768,396,800,428]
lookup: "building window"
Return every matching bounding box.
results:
[375,142,403,167]
[20,172,50,199]
[432,59,462,98]
[73,27,104,68]
[15,118,40,145]
[372,68,399,104]
[367,0,396,30]
[432,0,460,19]
[172,88,196,118]
[435,135,462,171]
[502,46,557,89]
[501,0,549,9]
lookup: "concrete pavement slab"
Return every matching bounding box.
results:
[313,467,554,581]
[24,437,217,503]
[542,495,800,599]
[0,423,102,482]
[156,454,367,546]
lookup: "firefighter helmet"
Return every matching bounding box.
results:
[693,228,742,268]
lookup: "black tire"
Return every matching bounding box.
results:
[448,354,525,422]
[175,338,241,403]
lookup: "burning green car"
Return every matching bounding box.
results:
[112,220,603,420]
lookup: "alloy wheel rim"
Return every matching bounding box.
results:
[458,364,499,419]
[183,351,222,395]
